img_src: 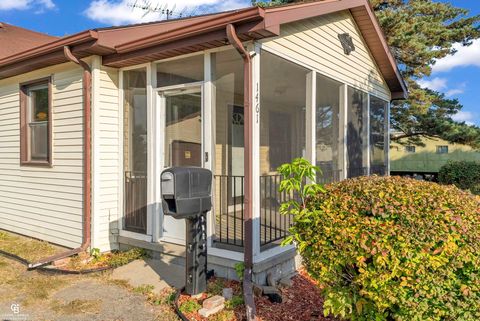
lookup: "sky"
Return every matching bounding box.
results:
[0,0,478,125]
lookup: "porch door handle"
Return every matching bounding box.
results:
[205,152,209,163]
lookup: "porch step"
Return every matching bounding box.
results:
[111,258,185,293]
[118,236,186,266]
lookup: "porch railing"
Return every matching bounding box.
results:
[213,165,385,250]
[348,166,369,178]
[124,171,147,234]
[213,175,244,247]
[317,168,343,184]
[213,174,296,249]
[370,164,387,176]
[259,175,297,247]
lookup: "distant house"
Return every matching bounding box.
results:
[391,136,480,179]
[0,0,406,283]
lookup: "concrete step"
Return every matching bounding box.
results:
[111,258,186,294]
[118,236,186,266]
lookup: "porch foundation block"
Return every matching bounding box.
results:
[118,237,301,286]
[208,247,302,285]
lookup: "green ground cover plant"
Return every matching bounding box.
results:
[439,160,480,195]
[280,158,480,321]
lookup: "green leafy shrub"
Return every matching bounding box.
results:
[280,160,480,321]
[439,160,480,195]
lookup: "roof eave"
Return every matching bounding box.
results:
[262,0,407,99]
[115,7,265,53]
[102,16,278,67]
[0,30,116,80]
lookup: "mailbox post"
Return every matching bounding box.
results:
[161,167,212,295]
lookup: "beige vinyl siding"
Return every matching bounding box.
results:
[261,10,391,101]
[92,64,120,252]
[0,62,85,248]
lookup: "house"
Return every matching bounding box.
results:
[391,136,480,180]
[0,0,406,284]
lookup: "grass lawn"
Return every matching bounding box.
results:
[0,230,334,321]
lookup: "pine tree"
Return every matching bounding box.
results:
[253,0,480,148]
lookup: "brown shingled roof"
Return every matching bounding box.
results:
[0,0,407,98]
[0,22,58,59]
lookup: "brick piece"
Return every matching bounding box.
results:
[202,295,225,310]
[198,304,225,318]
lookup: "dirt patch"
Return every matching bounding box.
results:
[50,299,102,315]
[0,232,178,321]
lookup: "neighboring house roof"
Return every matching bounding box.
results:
[0,0,407,98]
[0,22,58,59]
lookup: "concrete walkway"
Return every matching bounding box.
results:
[111,259,185,294]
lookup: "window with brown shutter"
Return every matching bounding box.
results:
[20,77,52,166]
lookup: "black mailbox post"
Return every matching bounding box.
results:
[161,167,212,295]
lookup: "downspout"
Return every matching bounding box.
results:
[226,24,257,321]
[28,46,92,269]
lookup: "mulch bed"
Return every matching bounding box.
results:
[255,269,338,321]
[178,269,338,321]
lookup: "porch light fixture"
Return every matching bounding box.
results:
[338,33,355,55]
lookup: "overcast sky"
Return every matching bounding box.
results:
[0,0,478,125]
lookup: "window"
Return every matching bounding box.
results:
[156,54,204,88]
[316,73,342,183]
[212,49,244,178]
[369,96,388,175]
[260,50,308,174]
[437,146,449,154]
[347,87,368,178]
[123,68,148,174]
[20,78,52,166]
[405,145,416,153]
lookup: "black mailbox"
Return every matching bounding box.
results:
[161,167,212,219]
[161,167,212,296]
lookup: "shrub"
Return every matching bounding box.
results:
[280,161,480,321]
[439,160,480,195]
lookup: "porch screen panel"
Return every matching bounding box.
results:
[259,50,308,248]
[370,96,388,175]
[156,54,204,88]
[347,87,368,178]
[123,68,148,234]
[212,49,245,247]
[316,74,342,184]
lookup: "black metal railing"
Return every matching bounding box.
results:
[260,174,298,247]
[213,175,244,247]
[213,165,385,250]
[317,168,343,185]
[124,171,147,234]
[348,166,369,178]
[370,164,387,176]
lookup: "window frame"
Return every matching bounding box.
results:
[436,145,449,154]
[405,145,416,153]
[20,77,53,167]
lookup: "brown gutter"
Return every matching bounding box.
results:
[226,23,257,321]
[0,30,98,66]
[28,46,92,269]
